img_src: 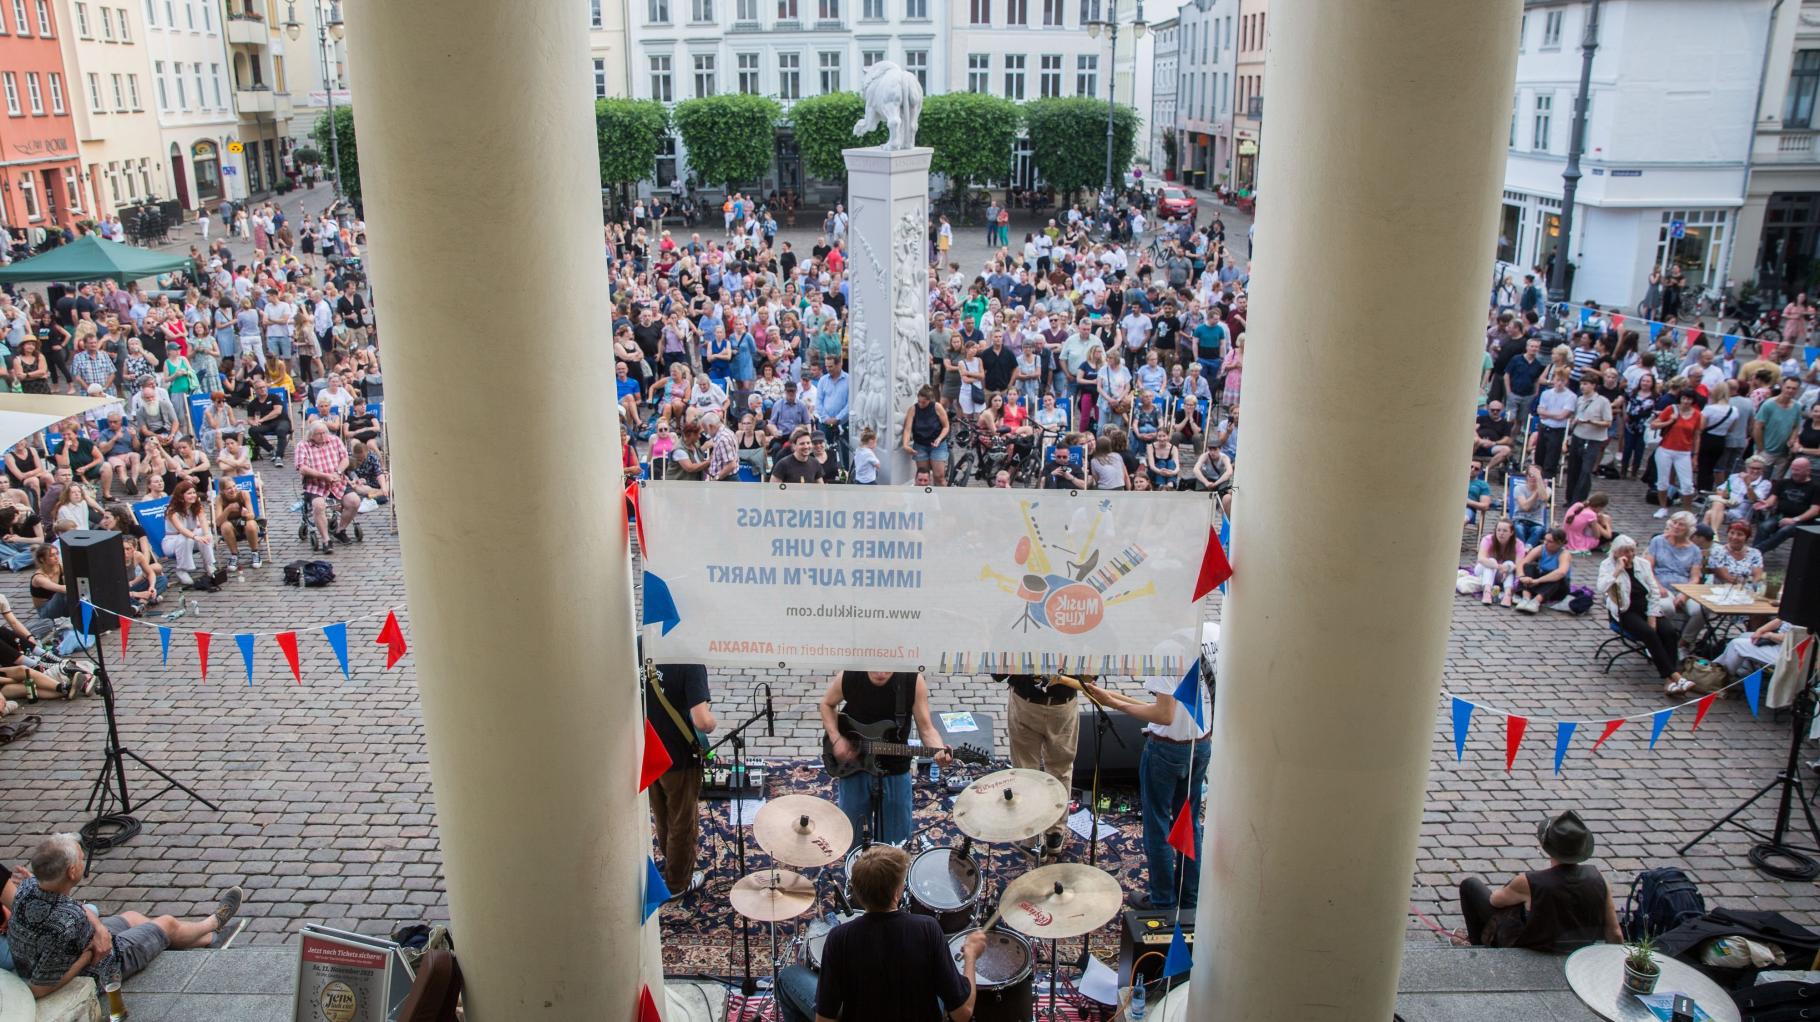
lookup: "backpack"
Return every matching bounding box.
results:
[1566,585,1594,615]
[283,559,336,587]
[1624,867,1706,941]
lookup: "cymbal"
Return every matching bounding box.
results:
[753,794,853,868]
[997,863,1123,940]
[952,768,1069,843]
[730,869,817,922]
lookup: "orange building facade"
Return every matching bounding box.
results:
[0,0,82,230]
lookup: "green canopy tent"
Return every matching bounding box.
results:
[0,234,194,285]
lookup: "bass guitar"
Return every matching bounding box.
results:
[821,713,989,779]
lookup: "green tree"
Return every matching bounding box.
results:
[1022,97,1139,201]
[310,106,360,204]
[921,92,1020,194]
[787,92,882,182]
[671,94,783,190]
[596,98,672,211]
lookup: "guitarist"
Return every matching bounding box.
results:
[997,673,1081,857]
[645,662,717,899]
[818,670,951,845]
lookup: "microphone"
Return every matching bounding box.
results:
[764,683,775,739]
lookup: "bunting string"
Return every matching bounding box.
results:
[82,602,400,638]
[77,600,409,682]
[1548,299,1820,365]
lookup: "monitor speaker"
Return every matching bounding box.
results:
[1780,526,1820,632]
[1073,708,1148,787]
[60,530,128,635]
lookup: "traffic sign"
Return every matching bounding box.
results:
[227,141,244,154]
[1669,219,1686,239]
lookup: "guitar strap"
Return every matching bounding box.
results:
[647,671,701,768]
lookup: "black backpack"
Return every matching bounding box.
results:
[283,560,336,588]
[1624,867,1706,941]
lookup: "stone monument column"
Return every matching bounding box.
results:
[842,144,930,485]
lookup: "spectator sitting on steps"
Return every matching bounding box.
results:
[1454,810,1622,952]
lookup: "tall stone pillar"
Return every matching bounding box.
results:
[344,2,660,1018]
[1192,1,1519,1019]
[842,146,930,484]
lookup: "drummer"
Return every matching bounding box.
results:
[1081,672,1212,912]
[996,672,1081,857]
[775,845,987,1022]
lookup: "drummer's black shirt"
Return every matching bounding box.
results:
[815,911,968,1022]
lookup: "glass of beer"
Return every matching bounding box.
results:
[104,963,128,1020]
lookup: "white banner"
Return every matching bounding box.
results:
[640,483,1213,674]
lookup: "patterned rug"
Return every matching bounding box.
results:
[657,759,1162,982]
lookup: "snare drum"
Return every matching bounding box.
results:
[799,913,860,972]
[947,928,1034,1022]
[907,847,981,934]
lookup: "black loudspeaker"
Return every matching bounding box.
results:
[1782,526,1820,632]
[1072,708,1148,788]
[1118,910,1194,989]
[60,530,128,635]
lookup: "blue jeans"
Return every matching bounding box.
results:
[777,964,819,1022]
[836,770,912,846]
[1139,736,1209,908]
[1513,520,1545,549]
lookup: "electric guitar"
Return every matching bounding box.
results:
[821,713,990,779]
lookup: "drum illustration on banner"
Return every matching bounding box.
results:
[639,485,1210,673]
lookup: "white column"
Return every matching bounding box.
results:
[842,145,931,484]
[1192,2,1519,1019]
[345,2,659,1018]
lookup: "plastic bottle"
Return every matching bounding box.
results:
[1129,982,1147,1020]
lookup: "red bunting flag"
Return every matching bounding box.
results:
[1611,313,1625,332]
[1504,715,1527,771]
[195,631,211,681]
[627,480,648,558]
[275,631,302,684]
[1691,693,1717,731]
[1192,525,1232,602]
[1166,795,1196,860]
[637,985,662,1022]
[1799,636,1815,660]
[1592,718,1624,750]
[639,719,672,793]
[118,616,131,659]
[1686,326,1703,347]
[376,610,408,670]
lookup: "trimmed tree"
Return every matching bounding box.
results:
[921,92,1020,196]
[596,98,672,212]
[310,106,360,204]
[787,92,882,182]
[671,94,783,191]
[1022,97,1139,202]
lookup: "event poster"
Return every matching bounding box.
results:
[641,484,1212,673]
[293,929,393,1022]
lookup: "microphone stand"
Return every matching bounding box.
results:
[708,697,776,1002]
[1074,687,1125,972]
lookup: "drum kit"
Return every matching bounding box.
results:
[728,769,1124,1022]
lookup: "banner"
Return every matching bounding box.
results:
[640,483,1213,673]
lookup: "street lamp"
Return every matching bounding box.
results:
[1086,1,1145,208]
[285,1,346,199]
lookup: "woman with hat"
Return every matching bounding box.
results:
[1456,810,1623,951]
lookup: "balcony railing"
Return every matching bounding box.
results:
[1757,129,1820,165]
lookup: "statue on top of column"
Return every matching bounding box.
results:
[854,61,924,152]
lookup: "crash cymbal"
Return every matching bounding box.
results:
[952,768,1069,843]
[730,869,817,922]
[996,863,1122,940]
[753,794,853,868]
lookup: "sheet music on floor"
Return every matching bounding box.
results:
[732,798,767,826]
[1067,807,1111,840]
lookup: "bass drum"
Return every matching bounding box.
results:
[948,928,1034,1022]
[907,847,981,934]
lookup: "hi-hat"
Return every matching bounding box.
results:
[953,768,1069,843]
[730,869,817,922]
[753,794,853,868]
[996,863,1122,939]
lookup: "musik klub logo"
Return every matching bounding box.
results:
[979,499,1155,636]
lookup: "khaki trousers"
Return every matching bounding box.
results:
[649,767,703,891]
[1006,693,1080,842]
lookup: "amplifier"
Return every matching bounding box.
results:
[1118,910,1194,989]
[701,761,769,800]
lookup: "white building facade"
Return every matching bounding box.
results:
[1149,14,1175,172]
[1499,0,1766,309]
[279,0,346,163]
[1172,0,1232,190]
[590,0,631,100]
[1731,0,1820,303]
[142,0,243,206]
[632,0,944,198]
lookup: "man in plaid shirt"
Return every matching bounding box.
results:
[703,412,741,481]
[296,419,361,551]
[69,334,115,395]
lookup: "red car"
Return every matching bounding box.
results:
[1156,186,1197,220]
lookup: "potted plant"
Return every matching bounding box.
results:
[1623,936,1661,996]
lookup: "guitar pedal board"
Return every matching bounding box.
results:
[702,761,769,800]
